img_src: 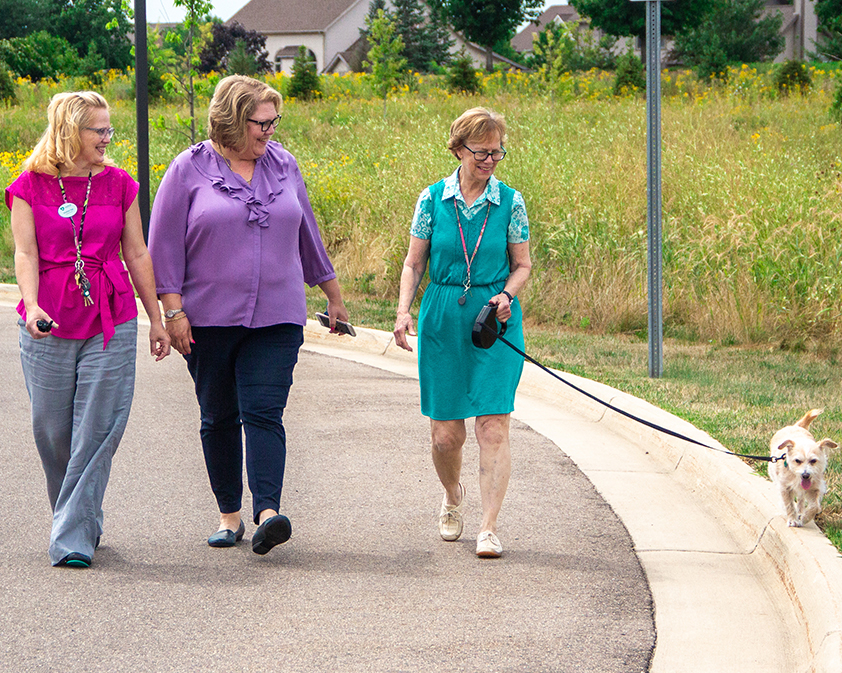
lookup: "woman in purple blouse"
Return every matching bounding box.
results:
[7,91,171,568]
[148,75,350,555]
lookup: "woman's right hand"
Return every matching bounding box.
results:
[24,307,57,340]
[167,314,193,355]
[393,311,416,352]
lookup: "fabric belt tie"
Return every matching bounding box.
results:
[39,258,130,348]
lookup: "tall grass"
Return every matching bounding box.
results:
[2,65,842,349]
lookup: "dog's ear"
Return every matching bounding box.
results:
[819,439,838,454]
[777,439,795,454]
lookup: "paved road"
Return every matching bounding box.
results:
[0,306,654,672]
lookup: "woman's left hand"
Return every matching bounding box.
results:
[489,292,513,323]
[149,321,172,361]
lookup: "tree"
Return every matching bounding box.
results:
[287,45,321,100]
[159,0,215,144]
[814,0,842,61]
[447,48,481,93]
[363,9,407,117]
[391,0,454,72]
[429,0,544,72]
[0,31,80,81]
[570,0,708,39]
[530,19,616,74]
[225,39,258,75]
[54,0,134,71]
[199,21,271,74]
[672,0,783,79]
[0,0,56,40]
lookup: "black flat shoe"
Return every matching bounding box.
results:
[56,552,92,568]
[252,515,291,555]
[207,520,245,548]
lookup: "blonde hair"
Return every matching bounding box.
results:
[23,91,114,176]
[208,75,282,152]
[447,107,507,158]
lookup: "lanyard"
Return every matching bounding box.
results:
[56,169,94,307]
[454,198,491,305]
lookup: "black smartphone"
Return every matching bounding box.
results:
[315,312,357,337]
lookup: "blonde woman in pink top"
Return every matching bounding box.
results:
[6,91,171,568]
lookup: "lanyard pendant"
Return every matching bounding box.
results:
[75,259,94,307]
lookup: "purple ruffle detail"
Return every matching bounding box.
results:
[189,140,289,228]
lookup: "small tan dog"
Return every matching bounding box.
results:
[769,409,838,527]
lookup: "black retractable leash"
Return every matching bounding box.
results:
[472,303,781,463]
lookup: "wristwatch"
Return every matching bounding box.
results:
[164,308,184,319]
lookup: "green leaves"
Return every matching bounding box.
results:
[364,9,407,107]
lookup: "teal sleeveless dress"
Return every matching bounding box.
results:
[417,179,525,420]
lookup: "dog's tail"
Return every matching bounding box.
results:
[796,408,824,429]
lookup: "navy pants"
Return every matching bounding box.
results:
[185,323,303,525]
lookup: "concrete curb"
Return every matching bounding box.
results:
[303,320,842,673]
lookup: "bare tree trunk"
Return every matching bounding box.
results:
[486,45,493,72]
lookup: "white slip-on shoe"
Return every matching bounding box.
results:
[476,530,503,558]
[438,482,466,541]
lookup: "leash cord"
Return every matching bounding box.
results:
[482,323,780,463]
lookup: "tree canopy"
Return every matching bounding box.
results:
[0,0,133,70]
[428,0,544,71]
[814,0,842,60]
[198,21,271,74]
[672,0,783,78]
[569,0,708,40]
[391,0,454,72]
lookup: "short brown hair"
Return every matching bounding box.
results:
[208,75,282,152]
[23,91,114,175]
[447,107,507,158]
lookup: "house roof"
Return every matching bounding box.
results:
[325,33,369,73]
[228,0,359,33]
[511,5,582,53]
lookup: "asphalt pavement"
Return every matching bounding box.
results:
[0,303,654,672]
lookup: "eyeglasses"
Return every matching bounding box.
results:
[247,115,282,132]
[462,145,507,162]
[85,126,116,139]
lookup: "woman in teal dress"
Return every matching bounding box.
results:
[394,107,532,558]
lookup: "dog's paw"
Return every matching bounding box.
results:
[788,519,803,527]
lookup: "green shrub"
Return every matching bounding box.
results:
[0,60,15,104]
[831,83,842,123]
[287,46,321,101]
[613,50,645,96]
[447,50,481,94]
[226,39,258,76]
[0,31,80,82]
[774,59,811,95]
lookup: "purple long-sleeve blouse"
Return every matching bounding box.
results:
[148,140,336,328]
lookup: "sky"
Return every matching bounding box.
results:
[145,0,561,26]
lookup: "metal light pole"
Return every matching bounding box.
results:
[134,0,151,239]
[632,0,664,378]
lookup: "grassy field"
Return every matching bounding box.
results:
[4,65,842,546]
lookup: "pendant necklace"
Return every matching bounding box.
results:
[454,198,491,306]
[57,168,94,307]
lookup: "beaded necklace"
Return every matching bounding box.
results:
[56,169,94,306]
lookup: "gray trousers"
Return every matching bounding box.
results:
[19,318,137,565]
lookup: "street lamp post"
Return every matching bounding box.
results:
[134,0,150,239]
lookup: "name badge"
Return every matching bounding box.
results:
[58,203,78,218]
